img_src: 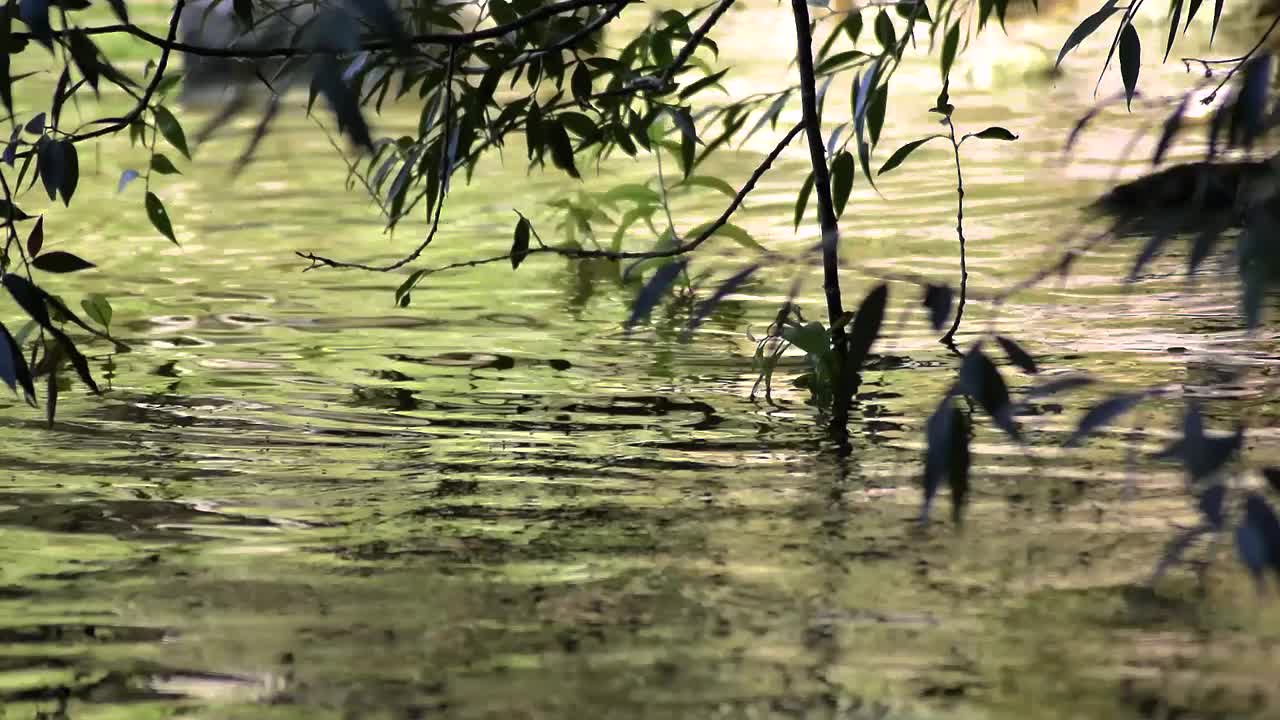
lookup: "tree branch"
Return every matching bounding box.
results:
[297,121,804,272]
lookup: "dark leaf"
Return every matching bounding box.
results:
[970,126,1018,141]
[0,199,30,223]
[1198,483,1226,530]
[232,0,253,26]
[1064,392,1145,447]
[922,284,952,331]
[547,121,580,179]
[153,105,190,159]
[145,191,177,245]
[1056,0,1121,68]
[879,135,941,175]
[947,406,971,523]
[150,153,181,175]
[37,137,63,202]
[18,0,52,47]
[874,10,896,51]
[1165,0,1183,61]
[571,63,592,104]
[0,13,12,116]
[1188,224,1222,274]
[868,85,888,146]
[831,150,854,218]
[960,346,1019,441]
[2,273,51,327]
[670,107,697,177]
[846,284,888,377]
[1065,105,1101,154]
[511,216,531,270]
[793,171,814,230]
[1151,524,1211,583]
[51,328,99,395]
[687,264,758,333]
[58,140,77,205]
[67,30,100,91]
[1129,229,1173,281]
[25,112,46,135]
[679,68,729,101]
[1230,55,1272,150]
[941,23,960,80]
[625,260,687,330]
[1211,0,1224,42]
[31,250,95,274]
[0,321,36,403]
[107,0,128,23]
[922,399,970,523]
[1119,24,1140,110]
[1185,0,1203,30]
[1240,493,1280,580]
[995,335,1038,374]
[1176,402,1242,481]
[26,215,43,257]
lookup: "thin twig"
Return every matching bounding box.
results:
[939,115,967,347]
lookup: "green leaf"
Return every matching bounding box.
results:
[145,191,177,244]
[680,175,736,198]
[1119,23,1140,110]
[793,170,814,231]
[879,135,942,174]
[153,105,190,159]
[830,150,854,218]
[150,153,181,175]
[80,294,112,330]
[688,221,765,252]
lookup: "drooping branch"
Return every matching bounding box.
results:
[298,122,805,272]
[939,115,967,348]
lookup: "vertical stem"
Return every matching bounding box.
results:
[791,0,851,448]
[789,0,845,347]
[940,117,967,347]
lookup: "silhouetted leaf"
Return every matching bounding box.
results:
[232,0,253,26]
[793,171,814,230]
[831,150,854,218]
[922,284,952,331]
[1165,0,1183,61]
[922,399,970,523]
[547,121,580,179]
[1239,493,1280,582]
[960,345,1019,441]
[868,85,888,146]
[1119,24,1140,110]
[153,105,190,159]
[0,321,35,404]
[0,14,13,116]
[1129,229,1173,281]
[511,216,530,270]
[58,140,77,205]
[117,169,139,193]
[670,107,697,177]
[67,29,100,91]
[846,284,887,377]
[1173,402,1242,481]
[940,23,959,79]
[31,250,95,274]
[969,126,1018,141]
[1065,105,1101,154]
[1230,55,1271,150]
[879,135,941,175]
[18,0,52,47]
[874,10,896,50]
[45,366,57,427]
[37,137,62,202]
[106,0,128,23]
[145,191,177,245]
[1064,392,1145,447]
[80,294,112,329]
[1211,0,1224,42]
[1056,0,1121,68]
[1188,224,1222,274]
[1151,524,1210,584]
[26,215,43,257]
[150,153,181,175]
[995,336,1038,374]
[625,260,687,331]
[0,200,30,223]
[687,264,758,333]
[2,273,50,327]
[1198,483,1226,529]
[1185,0,1203,30]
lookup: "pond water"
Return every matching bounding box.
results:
[2,2,1279,719]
